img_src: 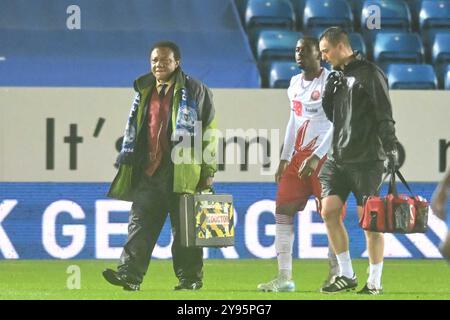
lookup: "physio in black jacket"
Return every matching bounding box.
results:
[317,27,399,295]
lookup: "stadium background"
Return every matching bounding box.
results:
[0,0,449,263]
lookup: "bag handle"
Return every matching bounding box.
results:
[376,169,414,197]
[199,186,215,194]
[394,170,414,197]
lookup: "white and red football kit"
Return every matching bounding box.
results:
[276,68,333,210]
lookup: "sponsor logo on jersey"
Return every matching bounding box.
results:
[305,107,318,113]
[292,100,302,116]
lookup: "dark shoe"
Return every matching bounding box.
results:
[320,258,340,291]
[320,274,358,294]
[102,268,140,291]
[174,279,203,291]
[357,283,383,295]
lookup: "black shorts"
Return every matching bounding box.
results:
[318,159,384,206]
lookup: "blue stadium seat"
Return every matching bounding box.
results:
[256,29,302,61]
[248,28,269,54]
[445,64,450,89]
[302,0,354,31]
[432,33,450,88]
[361,0,412,43]
[432,32,450,64]
[245,0,296,31]
[419,0,450,30]
[373,32,424,64]
[419,0,450,46]
[387,63,437,89]
[269,61,301,88]
[349,32,367,56]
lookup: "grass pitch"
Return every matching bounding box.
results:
[0,259,449,300]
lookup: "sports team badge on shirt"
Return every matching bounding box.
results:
[311,90,321,101]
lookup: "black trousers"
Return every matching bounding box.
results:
[117,163,203,284]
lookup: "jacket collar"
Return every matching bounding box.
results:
[337,50,366,72]
[134,67,186,93]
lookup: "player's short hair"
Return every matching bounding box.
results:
[300,36,320,56]
[150,41,181,61]
[319,27,351,49]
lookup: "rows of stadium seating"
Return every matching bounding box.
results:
[234,0,450,89]
[0,0,260,88]
[1,0,448,89]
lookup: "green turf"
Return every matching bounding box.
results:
[0,259,449,300]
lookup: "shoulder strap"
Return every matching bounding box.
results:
[376,170,398,196]
[395,170,414,197]
[377,169,415,197]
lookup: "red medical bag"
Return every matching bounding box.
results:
[360,170,429,233]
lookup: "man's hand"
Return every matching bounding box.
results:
[324,71,346,96]
[197,176,214,191]
[275,160,289,184]
[298,154,320,179]
[384,150,398,173]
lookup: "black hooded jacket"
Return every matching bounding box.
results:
[322,52,398,164]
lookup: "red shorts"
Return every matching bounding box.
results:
[276,151,326,212]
